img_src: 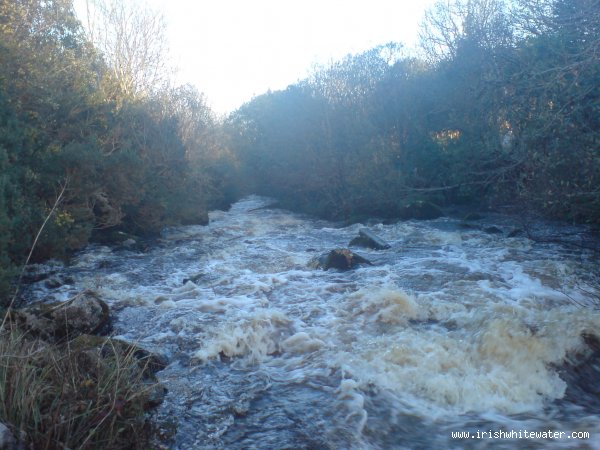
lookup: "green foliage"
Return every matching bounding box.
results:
[0,0,233,303]
[228,0,600,225]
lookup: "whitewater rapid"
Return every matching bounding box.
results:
[26,196,600,448]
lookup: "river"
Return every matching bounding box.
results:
[25,196,600,449]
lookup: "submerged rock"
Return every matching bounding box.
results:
[14,290,110,341]
[349,228,391,250]
[310,248,372,271]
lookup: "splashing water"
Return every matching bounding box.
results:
[25,196,600,449]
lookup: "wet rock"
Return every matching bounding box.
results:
[70,334,168,374]
[558,333,600,410]
[182,273,205,285]
[463,212,485,221]
[398,201,443,220]
[122,238,137,248]
[484,226,503,235]
[459,222,480,230]
[44,277,63,289]
[0,422,17,450]
[508,228,525,238]
[310,249,372,271]
[14,290,110,341]
[349,228,391,250]
[143,381,168,409]
[20,262,63,284]
[69,335,168,410]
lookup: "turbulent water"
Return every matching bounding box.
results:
[26,196,600,449]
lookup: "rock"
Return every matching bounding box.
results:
[69,334,168,410]
[182,272,205,285]
[463,212,485,221]
[310,249,372,271]
[70,334,168,376]
[459,222,480,230]
[44,277,63,289]
[14,290,110,341]
[558,333,600,409]
[349,228,391,250]
[483,226,503,235]
[398,201,443,220]
[143,381,168,409]
[507,228,525,238]
[122,238,137,248]
[0,423,16,450]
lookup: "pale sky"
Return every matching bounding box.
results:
[76,0,436,114]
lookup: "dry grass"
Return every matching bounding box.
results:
[0,325,158,449]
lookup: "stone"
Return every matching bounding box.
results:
[508,228,525,238]
[182,273,205,285]
[44,277,63,289]
[484,226,503,235]
[310,249,372,271]
[398,201,443,220]
[122,238,137,247]
[463,212,485,221]
[0,423,16,450]
[70,335,168,375]
[69,334,168,410]
[15,290,110,341]
[349,228,391,250]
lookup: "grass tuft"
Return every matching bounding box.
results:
[0,324,157,449]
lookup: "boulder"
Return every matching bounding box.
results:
[310,249,372,271]
[398,201,443,220]
[14,290,110,341]
[349,228,391,250]
[484,226,503,235]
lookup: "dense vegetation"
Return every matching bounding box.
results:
[228,0,600,223]
[1,0,598,302]
[0,0,236,302]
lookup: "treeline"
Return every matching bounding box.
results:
[1,0,598,302]
[228,0,599,223]
[0,0,237,301]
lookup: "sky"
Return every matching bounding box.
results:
[75,0,437,114]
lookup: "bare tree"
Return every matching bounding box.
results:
[81,0,171,99]
[419,0,512,63]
